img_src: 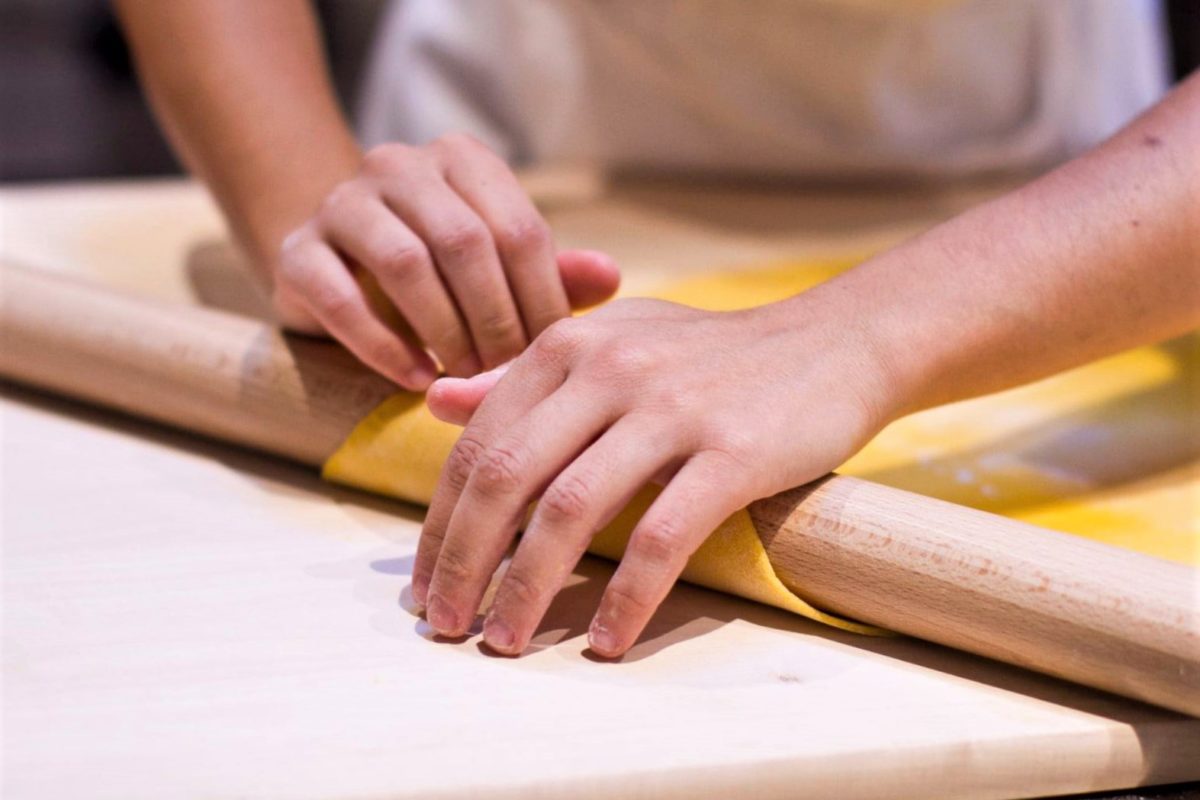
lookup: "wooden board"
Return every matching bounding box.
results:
[2,177,1198,799]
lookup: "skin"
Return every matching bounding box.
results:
[118,1,1198,658]
[416,74,1200,657]
[114,0,620,389]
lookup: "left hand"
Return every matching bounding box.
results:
[412,293,900,657]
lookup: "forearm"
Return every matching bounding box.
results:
[821,73,1200,420]
[115,0,361,272]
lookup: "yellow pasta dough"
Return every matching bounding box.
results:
[321,387,880,633]
[323,258,1198,633]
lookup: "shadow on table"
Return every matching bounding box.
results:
[3,367,1190,717]
[3,319,1194,788]
[184,239,274,322]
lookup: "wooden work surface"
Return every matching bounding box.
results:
[2,175,1198,799]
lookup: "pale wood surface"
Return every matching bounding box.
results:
[4,263,1197,714]
[2,177,1199,799]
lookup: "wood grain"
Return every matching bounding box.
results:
[2,260,1197,716]
[0,263,386,464]
[753,479,1200,715]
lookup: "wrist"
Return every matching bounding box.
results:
[251,159,361,271]
[206,135,362,283]
[759,280,915,443]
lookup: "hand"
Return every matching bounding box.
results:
[271,132,619,389]
[412,293,900,657]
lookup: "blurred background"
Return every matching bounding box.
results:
[0,0,386,181]
[0,0,1197,183]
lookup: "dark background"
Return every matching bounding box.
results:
[0,0,385,181]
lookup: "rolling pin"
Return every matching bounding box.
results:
[2,262,1198,715]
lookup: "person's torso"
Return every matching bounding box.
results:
[357,0,1169,178]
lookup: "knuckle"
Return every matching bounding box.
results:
[277,225,312,259]
[476,309,524,345]
[435,220,490,259]
[500,568,543,608]
[319,181,362,216]
[701,426,755,467]
[595,339,654,376]
[632,515,686,564]
[473,446,525,497]
[604,583,655,617]
[275,251,304,289]
[707,452,758,495]
[362,143,411,174]
[416,526,444,558]
[494,217,551,257]
[531,318,588,364]
[444,436,487,492]
[276,234,318,284]
[645,385,690,414]
[309,284,356,320]
[436,131,485,153]
[369,239,428,279]
[539,473,592,523]
[434,545,473,586]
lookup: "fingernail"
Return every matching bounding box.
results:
[589,622,617,655]
[425,595,458,634]
[484,618,515,652]
[412,575,429,606]
[584,249,615,266]
[430,377,466,393]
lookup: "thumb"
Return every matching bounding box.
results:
[557,249,620,309]
[428,250,616,425]
[426,362,511,427]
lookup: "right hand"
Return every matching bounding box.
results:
[272,132,619,390]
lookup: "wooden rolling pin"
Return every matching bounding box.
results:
[2,262,1198,715]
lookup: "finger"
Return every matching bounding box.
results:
[276,236,437,389]
[271,281,325,334]
[413,320,585,605]
[443,144,571,339]
[319,192,478,376]
[588,452,750,657]
[424,380,616,638]
[482,415,683,655]
[423,246,622,423]
[426,363,510,426]
[557,249,621,309]
[380,173,526,369]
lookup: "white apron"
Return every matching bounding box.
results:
[357,0,1168,178]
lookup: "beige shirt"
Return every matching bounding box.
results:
[358,0,1169,178]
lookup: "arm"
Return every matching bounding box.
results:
[114,0,360,279]
[116,1,618,389]
[412,74,1200,657]
[861,71,1199,415]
